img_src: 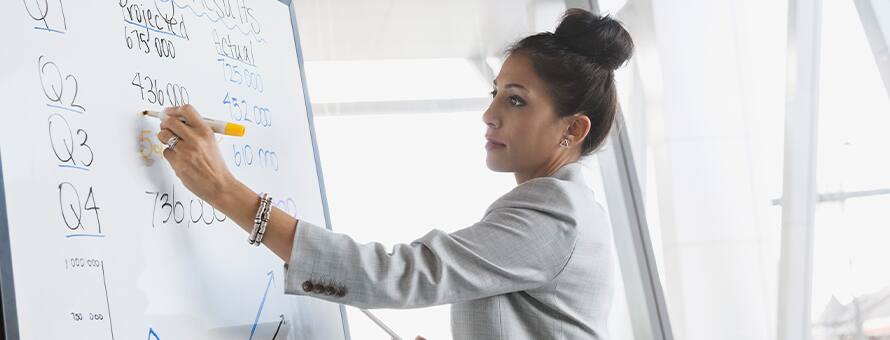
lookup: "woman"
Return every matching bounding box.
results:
[155,8,633,339]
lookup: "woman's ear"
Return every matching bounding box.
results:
[566,113,592,144]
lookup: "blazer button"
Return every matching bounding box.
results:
[324,285,337,296]
[336,287,347,298]
[313,283,325,294]
[301,281,313,293]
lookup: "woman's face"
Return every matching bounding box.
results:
[483,53,569,174]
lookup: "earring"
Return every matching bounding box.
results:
[560,138,570,148]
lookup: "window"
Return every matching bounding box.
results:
[810,1,890,338]
[621,0,788,339]
[295,0,641,338]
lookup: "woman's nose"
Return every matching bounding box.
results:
[482,106,499,129]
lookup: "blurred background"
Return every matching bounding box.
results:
[291,0,890,339]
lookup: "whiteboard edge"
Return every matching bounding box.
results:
[0,150,21,340]
[284,1,353,339]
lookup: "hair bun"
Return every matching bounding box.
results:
[554,9,634,70]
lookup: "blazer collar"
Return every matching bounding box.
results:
[551,161,585,183]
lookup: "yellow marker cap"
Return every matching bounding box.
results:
[224,122,246,137]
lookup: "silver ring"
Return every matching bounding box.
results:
[165,135,180,150]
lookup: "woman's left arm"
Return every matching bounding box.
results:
[156,105,299,262]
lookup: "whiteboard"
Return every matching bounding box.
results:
[0,0,348,339]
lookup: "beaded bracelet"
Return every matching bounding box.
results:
[249,193,273,246]
[248,194,264,244]
[255,195,273,244]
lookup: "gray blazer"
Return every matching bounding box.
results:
[283,161,615,339]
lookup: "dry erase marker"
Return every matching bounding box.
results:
[141,110,246,137]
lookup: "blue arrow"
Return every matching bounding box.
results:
[248,271,276,340]
[147,327,160,340]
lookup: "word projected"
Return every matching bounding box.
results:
[120,0,191,59]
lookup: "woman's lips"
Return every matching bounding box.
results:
[485,138,506,150]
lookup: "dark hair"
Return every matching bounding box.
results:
[507,9,634,156]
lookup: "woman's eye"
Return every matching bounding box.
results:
[509,95,526,107]
[489,89,497,98]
